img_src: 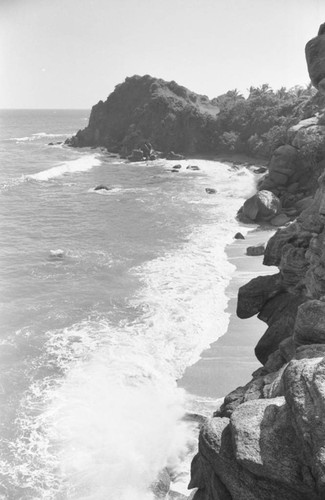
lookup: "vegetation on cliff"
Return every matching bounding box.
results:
[66,74,220,156]
[66,74,317,159]
[213,83,316,158]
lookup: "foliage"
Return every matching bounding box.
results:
[213,83,316,158]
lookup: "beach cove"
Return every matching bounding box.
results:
[179,229,277,402]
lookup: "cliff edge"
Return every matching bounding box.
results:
[189,24,325,500]
[65,75,220,156]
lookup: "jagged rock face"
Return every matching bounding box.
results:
[65,75,220,155]
[191,347,325,499]
[306,24,325,90]
[190,23,325,500]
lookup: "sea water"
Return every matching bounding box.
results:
[0,110,256,499]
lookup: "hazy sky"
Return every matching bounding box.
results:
[1,0,325,108]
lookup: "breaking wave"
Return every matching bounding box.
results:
[27,154,102,181]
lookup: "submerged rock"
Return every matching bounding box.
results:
[205,188,216,194]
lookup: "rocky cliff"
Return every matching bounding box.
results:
[189,24,325,500]
[65,75,220,156]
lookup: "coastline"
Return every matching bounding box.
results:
[186,153,268,169]
[178,227,277,400]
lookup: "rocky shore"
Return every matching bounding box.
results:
[189,23,325,500]
[63,19,325,500]
[65,75,220,157]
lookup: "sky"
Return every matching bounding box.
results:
[1,0,325,109]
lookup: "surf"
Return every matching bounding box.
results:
[27,154,102,181]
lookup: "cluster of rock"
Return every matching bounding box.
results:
[238,32,325,227]
[189,24,325,500]
[65,75,220,157]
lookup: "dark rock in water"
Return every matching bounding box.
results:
[186,165,200,171]
[48,142,54,146]
[166,151,185,160]
[127,149,145,162]
[254,166,268,174]
[169,169,179,173]
[172,164,182,170]
[94,185,111,191]
[241,190,281,222]
[234,232,245,239]
[205,188,217,194]
[246,244,265,256]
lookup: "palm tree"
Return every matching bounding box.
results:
[276,86,288,99]
[225,89,244,101]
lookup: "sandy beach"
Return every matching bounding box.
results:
[179,227,278,400]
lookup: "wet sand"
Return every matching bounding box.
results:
[179,228,278,399]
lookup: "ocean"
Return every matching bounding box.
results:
[0,109,256,500]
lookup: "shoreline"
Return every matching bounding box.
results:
[178,227,277,401]
[188,152,268,168]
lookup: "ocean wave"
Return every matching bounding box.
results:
[4,218,237,499]
[1,160,257,498]
[8,132,70,142]
[27,154,102,181]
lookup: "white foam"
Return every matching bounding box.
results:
[32,132,69,138]
[27,154,101,181]
[9,132,70,142]
[3,160,257,498]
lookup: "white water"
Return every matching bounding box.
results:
[27,154,102,181]
[0,121,258,500]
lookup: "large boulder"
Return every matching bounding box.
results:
[306,24,325,90]
[293,299,325,348]
[191,396,318,500]
[242,190,281,222]
[237,273,282,319]
[190,348,325,500]
[268,145,299,186]
[283,348,325,496]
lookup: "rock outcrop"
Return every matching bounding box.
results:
[65,75,220,156]
[238,24,325,225]
[190,23,325,500]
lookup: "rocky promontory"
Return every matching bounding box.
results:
[189,24,325,500]
[65,75,220,157]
